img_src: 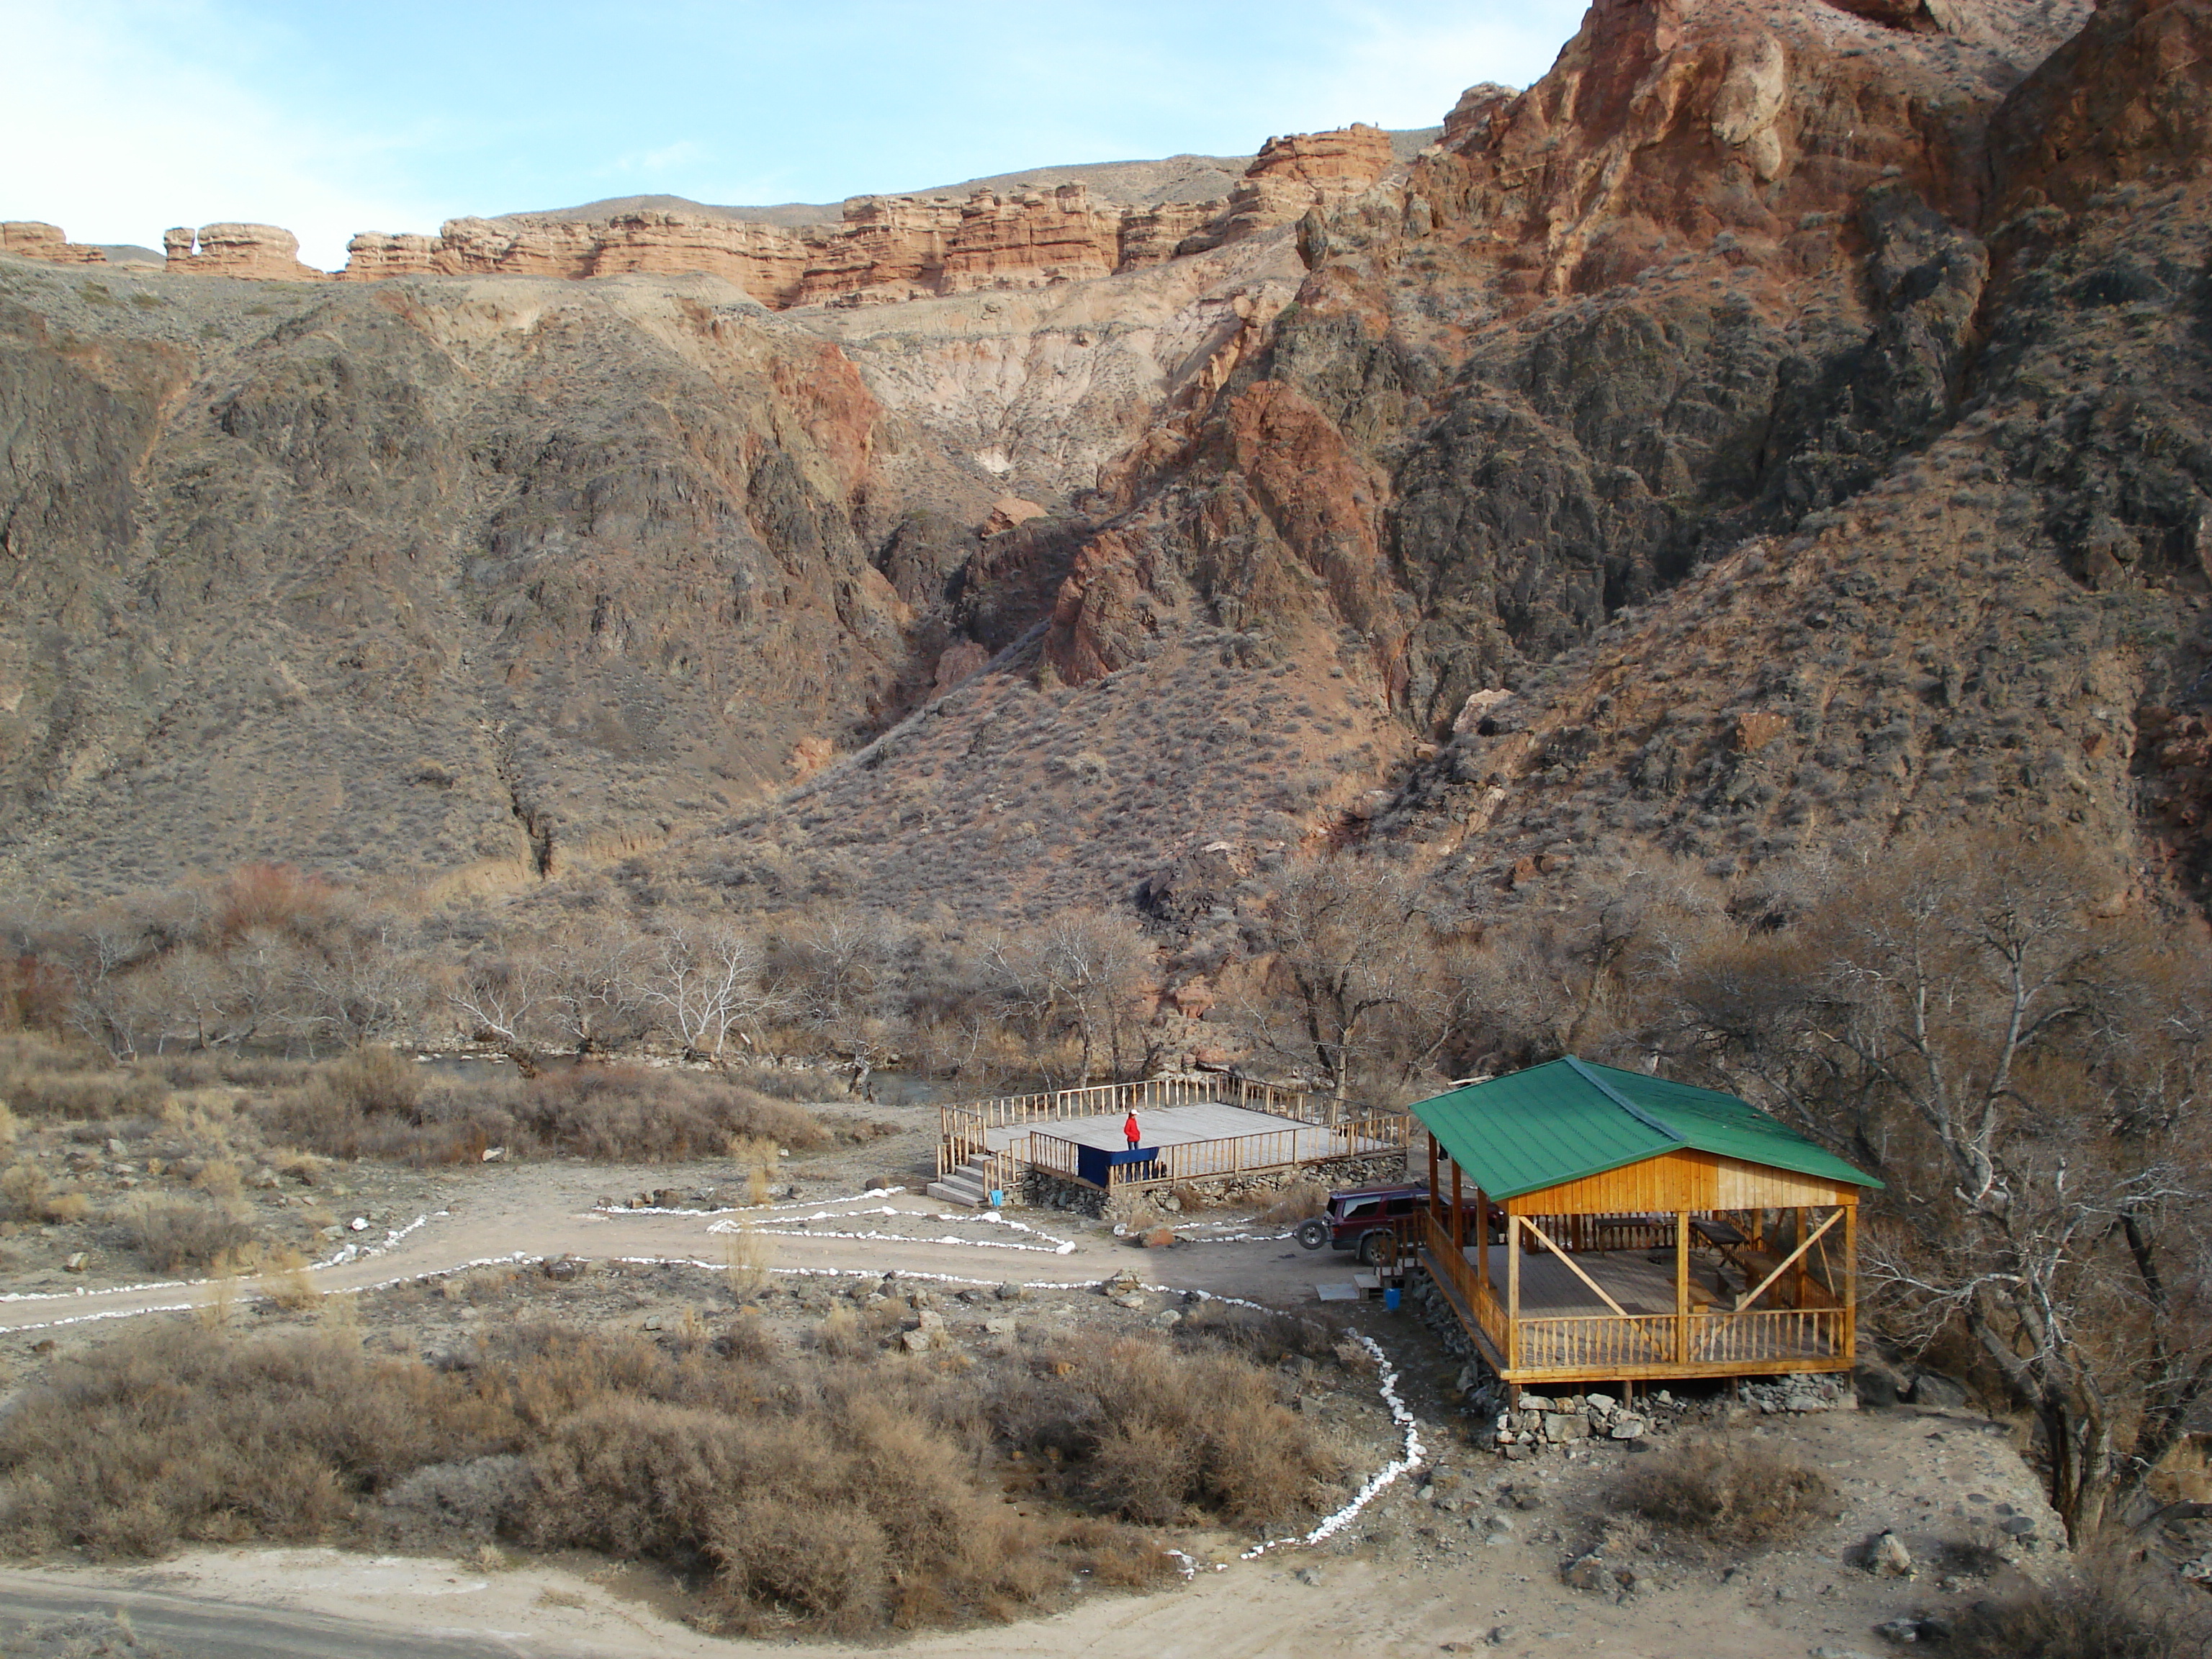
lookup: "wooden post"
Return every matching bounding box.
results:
[1843,1200,1858,1360]
[1674,1210,1690,1364]
[1451,1158,1464,1250]
[1427,1133,1440,1223]
[1795,1208,1810,1310]
[1476,1189,1491,1298]
[1506,1211,1521,1372]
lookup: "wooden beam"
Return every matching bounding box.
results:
[1843,1200,1858,1361]
[1427,1132,1439,1222]
[1452,1159,1464,1250]
[1519,1215,1636,1321]
[1506,1213,1521,1372]
[1675,1210,1690,1365]
[1736,1207,1845,1313]
[1477,1188,1490,1298]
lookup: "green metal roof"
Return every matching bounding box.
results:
[1410,1056,1882,1201]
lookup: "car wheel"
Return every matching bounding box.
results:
[1356,1231,1384,1266]
[1294,1220,1328,1251]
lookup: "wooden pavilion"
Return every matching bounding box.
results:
[1412,1056,1882,1385]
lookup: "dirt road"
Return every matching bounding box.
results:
[0,1167,2062,1659]
[0,1173,1335,1334]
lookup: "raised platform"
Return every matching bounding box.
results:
[982,1102,1350,1158]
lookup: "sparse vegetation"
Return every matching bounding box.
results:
[0,1316,1347,1634]
[1617,1436,1840,1548]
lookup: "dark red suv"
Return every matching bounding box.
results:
[1294,1182,1434,1265]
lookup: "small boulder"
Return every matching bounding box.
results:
[1609,1414,1648,1439]
[1908,1372,1972,1410]
[1867,1529,1915,1578]
[1560,1553,1617,1596]
[62,1251,89,1273]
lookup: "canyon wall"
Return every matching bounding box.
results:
[0,223,109,266]
[336,127,1393,309]
[0,125,1398,311]
[161,223,328,281]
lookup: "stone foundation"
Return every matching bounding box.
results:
[1022,1149,1407,1220]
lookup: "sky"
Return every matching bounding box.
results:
[4,0,1590,269]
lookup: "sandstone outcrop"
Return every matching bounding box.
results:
[118,125,1404,311]
[163,223,328,280]
[0,223,108,266]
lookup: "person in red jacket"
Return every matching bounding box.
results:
[1122,1110,1141,1151]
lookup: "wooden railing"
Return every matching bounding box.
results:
[938,1074,1366,1175]
[1514,1314,1678,1370]
[1026,1114,1412,1192]
[1423,1209,1509,1346]
[1417,1209,1851,1380]
[1516,1215,1675,1253]
[1686,1306,1845,1365]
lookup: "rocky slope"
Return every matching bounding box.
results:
[9,0,2212,924]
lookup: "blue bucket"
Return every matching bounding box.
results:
[989,1190,1004,1208]
[1383,1286,1402,1311]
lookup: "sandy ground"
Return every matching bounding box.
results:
[0,1154,2067,1659]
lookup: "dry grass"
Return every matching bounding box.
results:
[1616,1435,1840,1550]
[1259,1178,1331,1226]
[1948,1560,2212,1659]
[0,1316,1327,1633]
[125,1195,254,1273]
[722,1220,773,1299]
[263,1058,829,1167]
[1,1161,89,1224]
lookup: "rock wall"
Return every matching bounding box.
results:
[163,223,328,281]
[0,223,109,266]
[83,125,1403,308]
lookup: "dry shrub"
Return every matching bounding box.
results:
[127,1196,254,1273]
[2,1161,88,1225]
[0,1316,1294,1633]
[191,1158,243,1200]
[1948,1560,2212,1659]
[0,1099,18,1147]
[0,1323,512,1558]
[1618,1435,1840,1549]
[814,1305,871,1360]
[724,1221,773,1299]
[1040,1334,1344,1524]
[1260,1177,1331,1226]
[511,1067,826,1162]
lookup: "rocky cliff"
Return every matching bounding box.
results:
[10,2,2212,925]
[0,224,110,266]
[337,129,1394,307]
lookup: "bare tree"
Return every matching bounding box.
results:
[448,945,558,1076]
[1233,857,1449,1097]
[1674,835,2212,1541]
[639,920,786,1063]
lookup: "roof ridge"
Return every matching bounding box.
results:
[1562,1055,1683,1143]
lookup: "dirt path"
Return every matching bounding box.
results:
[0,1169,1335,1334]
[0,1164,2066,1659]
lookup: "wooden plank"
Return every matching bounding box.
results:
[1736,1206,1843,1313]
[1519,1217,1636,1320]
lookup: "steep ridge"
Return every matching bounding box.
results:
[12,0,2212,924]
[655,0,2212,921]
[0,223,1303,900]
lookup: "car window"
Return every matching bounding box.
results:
[1340,1199,1379,1221]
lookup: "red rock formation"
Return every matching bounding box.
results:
[1991,0,2212,215]
[1413,0,2091,297]
[0,222,108,266]
[1248,122,1395,187]
[163,223,328,280]
[1184,123,1401,252]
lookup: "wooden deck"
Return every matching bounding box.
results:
[984,1103,1345,1156]
[940,1075,1409,1193]
[1420,1213,1850,1383]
